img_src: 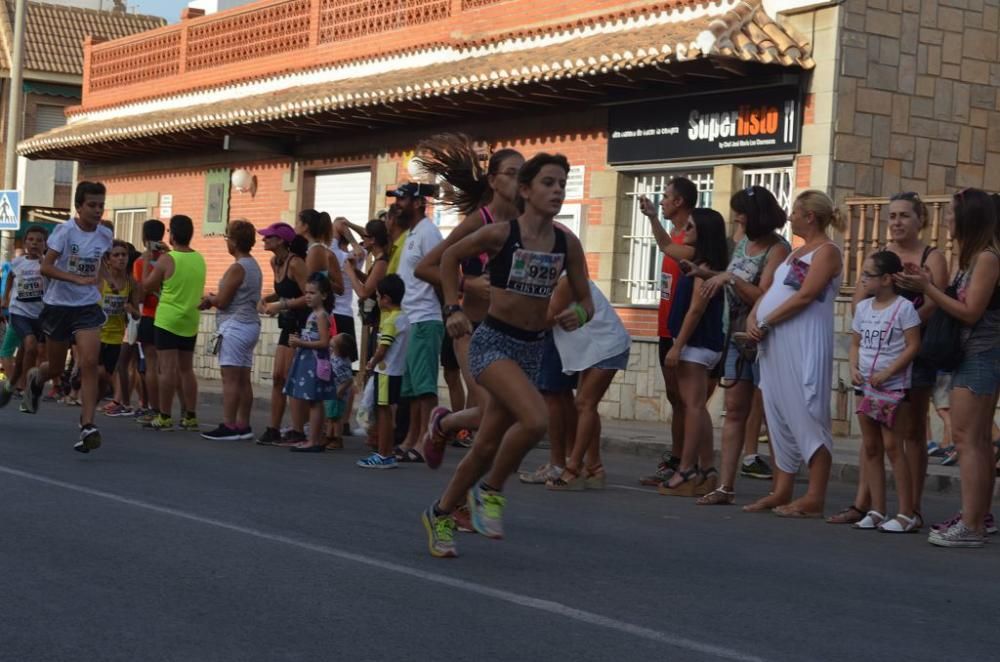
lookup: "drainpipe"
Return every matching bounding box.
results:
[1,0,27,261]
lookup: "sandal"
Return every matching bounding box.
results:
[546,467,585,491]
[878,513,920,533]
[853,510,886,530]
[658,467,700,497]
[584,464,606,490]
[397,447,425,463]
[324,436,344,450]
[694,467,719,497]
[826,504,866,525]
[696,486,735,506]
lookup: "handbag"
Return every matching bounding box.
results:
[782,255,827,302]
[856,300,906,428]
[917,282,963,371]
[315,351,332,382]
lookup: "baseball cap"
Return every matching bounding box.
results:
[386,182,439,199]
[257,222,296,244]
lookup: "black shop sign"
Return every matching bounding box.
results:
[607,86,802,164]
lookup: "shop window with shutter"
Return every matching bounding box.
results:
[34,105,74,185]
[202,169,231,236]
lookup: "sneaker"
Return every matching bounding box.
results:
[149,414,175,431]
[941,450,959,466]
[453,505,474,533]
[201,424,243,441]
[740,455,773,480]
[23,367,43,414]
[42,387,59,402]
[929,521,986,548]
[356,452,398,469]
[932,511,997,535]
[519,463,563,484]
[467,484,505,539]
[0,381,13,409]
[926,441,950,457]
[256,427,282,445]
[639,454,680,486]
[421,505,458,558]
[19,401,30,413]
[135,411,157,426]
[452,429,473,449]
[237,427,254,441]
[931,512,962,533]
[74,424,102,453]
[179,416,199,431]
[424,406,451,470]
[104,403,134,418]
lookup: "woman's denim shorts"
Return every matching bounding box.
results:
[952,346,1000,396]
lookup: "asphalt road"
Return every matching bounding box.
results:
[1,399,998,662]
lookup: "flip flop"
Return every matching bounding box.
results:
[773,507,823,519]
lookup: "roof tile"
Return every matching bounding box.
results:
[2,0,164,76]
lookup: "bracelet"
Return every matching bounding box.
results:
[443,304,463,319]
[571,302,588,327]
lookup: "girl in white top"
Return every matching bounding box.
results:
[850,251,922,532]
[546,278,631,490]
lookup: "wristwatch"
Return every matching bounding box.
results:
[758,318,771,334]
[443,304,463,319]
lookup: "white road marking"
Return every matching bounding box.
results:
[0,464,765,662]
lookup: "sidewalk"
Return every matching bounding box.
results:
[196,378,964,495]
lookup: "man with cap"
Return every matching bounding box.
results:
[388,182,444,461]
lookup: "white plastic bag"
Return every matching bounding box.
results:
[355,375,375,429]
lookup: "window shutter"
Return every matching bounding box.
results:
[202,168,231,236]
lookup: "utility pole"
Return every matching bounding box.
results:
[0,0,27,261]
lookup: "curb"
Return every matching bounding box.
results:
[197,387,965,496]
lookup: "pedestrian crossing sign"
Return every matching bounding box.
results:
[0,190,20,230]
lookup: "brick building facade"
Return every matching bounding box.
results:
[17,0,1000,431]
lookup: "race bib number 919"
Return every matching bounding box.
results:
[506,249,564,298]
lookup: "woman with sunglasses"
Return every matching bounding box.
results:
[830,192,948,526]
[685,186,790,505]
[895,188,1000,548]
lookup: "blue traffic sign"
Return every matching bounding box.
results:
[0,190,20,230]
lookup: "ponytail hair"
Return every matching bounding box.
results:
[415,133,523,215]
[795,190,846,233]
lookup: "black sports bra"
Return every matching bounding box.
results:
[488,219,567,298]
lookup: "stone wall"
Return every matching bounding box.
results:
[832,0,1000,202]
